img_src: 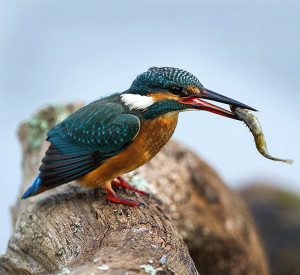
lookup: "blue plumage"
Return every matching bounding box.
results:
[21,176,42,199]
[22,95,140,197]
[130,67,203,93]
[47,100,139,156]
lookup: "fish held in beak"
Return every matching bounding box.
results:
[231,106,293,164]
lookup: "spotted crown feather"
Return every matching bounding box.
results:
[130,67,203,93]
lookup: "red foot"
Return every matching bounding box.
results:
[113,176,147,196]
[105,188,139,207]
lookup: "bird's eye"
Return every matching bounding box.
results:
[170,86,184,95]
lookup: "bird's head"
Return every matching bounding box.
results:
[121,67,256,119]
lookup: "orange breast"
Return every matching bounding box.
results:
[78,113,179,188]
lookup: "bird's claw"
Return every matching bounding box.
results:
[105,194,139,207]
[113,176,148,196]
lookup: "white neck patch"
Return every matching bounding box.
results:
[121,93,155,110]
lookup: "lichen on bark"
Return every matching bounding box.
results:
[0,104,268,275]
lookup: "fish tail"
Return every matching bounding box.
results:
[285,159,294,165]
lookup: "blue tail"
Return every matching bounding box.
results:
[21,176,42,199]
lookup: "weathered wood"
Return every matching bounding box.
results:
[0,104,268,274]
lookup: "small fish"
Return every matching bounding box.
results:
[231,106,293,164]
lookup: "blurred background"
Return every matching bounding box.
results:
[0,0,299,271]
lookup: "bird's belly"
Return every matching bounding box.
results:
[79,113,178,188]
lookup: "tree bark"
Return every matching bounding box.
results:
[0,104,268,275]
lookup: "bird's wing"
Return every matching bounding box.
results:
[39,100,140,187]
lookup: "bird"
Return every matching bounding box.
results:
[22,67,256,206]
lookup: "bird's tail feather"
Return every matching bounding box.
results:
[21,176,43,199]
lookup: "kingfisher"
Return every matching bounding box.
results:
[22,67,255,206]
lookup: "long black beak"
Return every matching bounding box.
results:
[202,88,257,111]
[179,87,257,120]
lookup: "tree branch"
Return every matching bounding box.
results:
[0,104,268,274]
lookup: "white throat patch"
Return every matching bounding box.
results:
[121,93,155,110]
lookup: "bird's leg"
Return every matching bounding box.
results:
[104,181,139,207]
[113,176,147,196]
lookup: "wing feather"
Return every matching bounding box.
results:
[38,98,140,188]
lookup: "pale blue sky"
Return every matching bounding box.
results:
[0,0,299,253]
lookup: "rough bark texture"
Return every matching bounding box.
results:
[0,104,268,275]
